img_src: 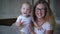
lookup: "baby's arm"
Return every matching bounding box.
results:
[15,20,21,30]
[15,22,21,30]
[15,19,25,30]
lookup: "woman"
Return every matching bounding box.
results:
[33,0,55,34]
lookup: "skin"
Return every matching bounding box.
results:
[21,3,31,17]
[35,4,45,19]
[35,4,53,34]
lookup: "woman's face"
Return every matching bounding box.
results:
[35,4,46,19]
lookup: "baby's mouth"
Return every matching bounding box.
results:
[24,13,27,14]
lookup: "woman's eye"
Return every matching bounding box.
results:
[27,9,29,10]
[42,8,45,10]
[36,8,45,11]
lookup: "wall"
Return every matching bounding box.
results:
[53,0,60,18]
[0,0,60,19]
[0,0,32,19]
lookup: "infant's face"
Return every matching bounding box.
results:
[21,3,31,17]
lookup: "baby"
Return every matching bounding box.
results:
[15,2,34,34]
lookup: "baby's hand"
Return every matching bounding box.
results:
[20,19,26,27]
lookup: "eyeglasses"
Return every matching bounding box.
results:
[36,8,45,11]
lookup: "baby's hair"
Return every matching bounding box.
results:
[22,2,31,8]
[20,2,31,14]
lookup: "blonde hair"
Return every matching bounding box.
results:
[21,2,31,8]
[33,0,55,29]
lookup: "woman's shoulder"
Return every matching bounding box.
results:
[44,22,50,25]
[43,22,51,27]
[42,22,53,30]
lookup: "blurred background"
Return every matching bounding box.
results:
[0,0,60,34]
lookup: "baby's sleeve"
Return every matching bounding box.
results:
[16,16,21,22]
[45,22,53,30]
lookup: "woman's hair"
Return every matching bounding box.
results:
[33,0,55,29]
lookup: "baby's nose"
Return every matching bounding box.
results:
[25,9,27,12]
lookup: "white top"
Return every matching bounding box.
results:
[16,15,32,34]
[34,22,52,34]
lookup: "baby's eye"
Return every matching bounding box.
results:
[23,8,25,9]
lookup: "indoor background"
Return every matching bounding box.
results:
[0,0,60,34]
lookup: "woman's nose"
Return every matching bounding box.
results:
[38,10,41,13]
